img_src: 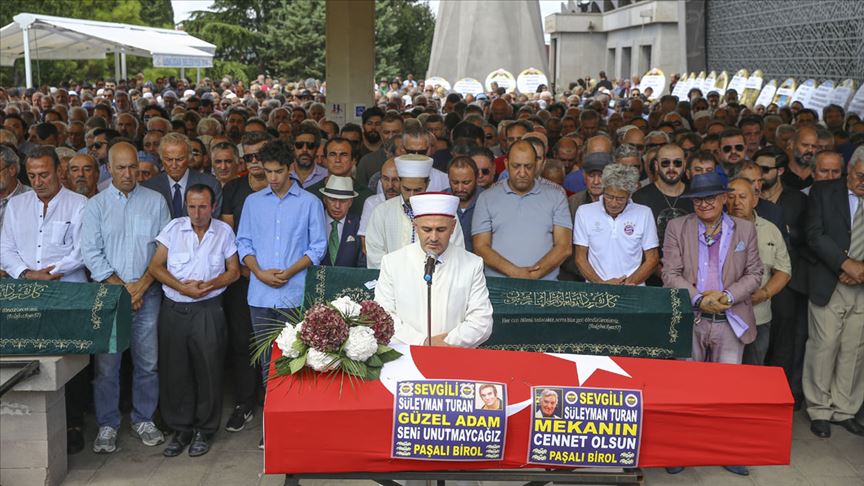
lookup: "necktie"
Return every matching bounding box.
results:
[329,219,340,264]
[850,196,864,260]
[172,183,183,217]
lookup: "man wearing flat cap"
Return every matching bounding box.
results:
[375,193,493,347]
[365,155,465,268]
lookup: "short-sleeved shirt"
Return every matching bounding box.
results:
[221,176,256,230]
[572,197,659,283]
[753,215,791,325]
[156,217,238,302]
[472,179,572,280]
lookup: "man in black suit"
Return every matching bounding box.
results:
[803,158,864,438]
[320,175,365,268]
[143,133,222,219]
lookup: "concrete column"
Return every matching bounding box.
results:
[1,355,88,486]
[325,0,375,127]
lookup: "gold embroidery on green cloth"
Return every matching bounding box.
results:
[90,284,108,330]
[0,282,49,301]
[0,338,94,352]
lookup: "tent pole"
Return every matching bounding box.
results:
[22,26,33,89]
[196,67,200,86]
[121,48,127,81]
[114,50,120,83]
[180,67,185,82]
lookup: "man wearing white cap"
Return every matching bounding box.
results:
[375,193,493,347]
[365,155,465,268]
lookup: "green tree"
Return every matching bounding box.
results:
[266,0,326,80]
[0,0,174,86]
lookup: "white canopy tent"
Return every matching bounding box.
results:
[0,13,216,87]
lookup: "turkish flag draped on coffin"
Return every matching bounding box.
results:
[264,345,792,474]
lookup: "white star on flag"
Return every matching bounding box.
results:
[547,353,631,386]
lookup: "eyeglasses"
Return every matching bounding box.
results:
[191,150,201,156]
[602,192,628,203]
[479,168,491,175]
[659,158,684,168]
[722,144,745,153]
[294,141,318,150]
[403,148,427,155]
[242,153,260,163]
[646,143,663,150]
[693,195,719,207]
[90,142,106,150]
[484,134,494,140]
[758,165,777,173]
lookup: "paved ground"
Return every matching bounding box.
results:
[62,404,863,486]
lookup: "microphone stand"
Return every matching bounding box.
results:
[423,253,436,346]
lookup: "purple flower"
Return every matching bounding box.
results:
[299,304,349,352]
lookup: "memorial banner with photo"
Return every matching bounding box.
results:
[740,70,764,108]
[0,280,131,355]
[638,68,666,100]
[726,69,749,97]
[528,386,642,467]
[516,68,548,94]
[756,79,778,108]
[773,78,797,107]
[453,78,484,96]
[792,79,816,107]
[392,380,506,461]
[305,266,693,359]
[425,76,451,93]
[829,79,856,111]
[807,80,834,118]
[848,83,864,118]
[485,69,516,93]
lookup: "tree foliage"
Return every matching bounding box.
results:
[185,0,435,82]
[0,0,174,86]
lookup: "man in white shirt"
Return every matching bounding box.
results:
[148,184,240,458]
[375,193,492,347]
[365,155,464,268]
[358,158,400,248]
[0,146,87,282]
[573,164,659,285]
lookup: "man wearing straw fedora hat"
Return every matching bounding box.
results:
[319,175,365,268]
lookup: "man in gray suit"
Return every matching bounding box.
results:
[143,133,222,219]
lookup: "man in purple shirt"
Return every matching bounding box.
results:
[661,171,763,476]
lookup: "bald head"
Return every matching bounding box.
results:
[585,135,613,155]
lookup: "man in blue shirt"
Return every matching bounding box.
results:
[236,140,327,398]
[81,142,171,454]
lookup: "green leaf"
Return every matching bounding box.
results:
[366,366,381,381]
[292,339,308,355]
[367,354,384,368]
[289,355,307,374]
[378,349,403,363]
[341,357,368,378]
[377,344,393,354]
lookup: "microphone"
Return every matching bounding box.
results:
[423,251,438,283]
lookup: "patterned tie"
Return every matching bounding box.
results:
[172,183,183,217]
[328,219,340,264]
[850,196,864,260]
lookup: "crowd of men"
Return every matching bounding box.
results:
[1,72,863,471]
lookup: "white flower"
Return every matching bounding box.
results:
[306,348,339,372]
[331,296,362,318]
[344,326,379,362]
[275,322,301,358]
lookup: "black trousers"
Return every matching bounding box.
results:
[223,276,258,411]
[65,361,92,428]
[767,287,808,401]
[158,296,226,435]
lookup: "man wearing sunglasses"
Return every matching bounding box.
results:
[633,144,694,285]
[287,124,328,188]
[717,128,747,175]
[661,171,763,476]
[307,136,373,217]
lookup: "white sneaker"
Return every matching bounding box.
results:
[93,426,118,453]
[131,421,165,446]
